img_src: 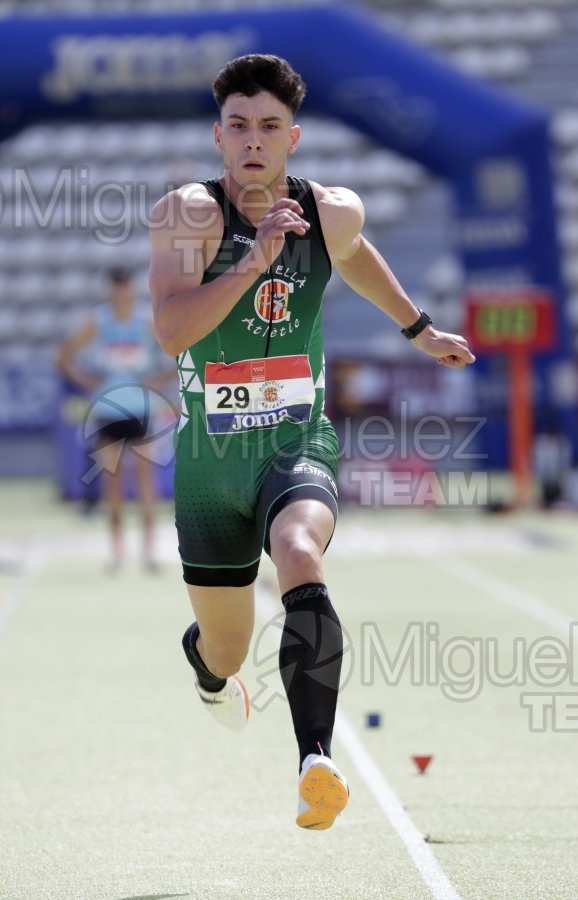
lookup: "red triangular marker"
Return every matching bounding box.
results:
[412,755,433,774]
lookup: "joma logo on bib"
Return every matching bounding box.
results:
[231,408,290,431]
[255,279,293,323]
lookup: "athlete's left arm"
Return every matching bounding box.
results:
[314,184,475,369]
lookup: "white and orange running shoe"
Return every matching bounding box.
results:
[296,752,349,830]
[194,676,250,733]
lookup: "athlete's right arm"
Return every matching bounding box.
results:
[148,185,309,357]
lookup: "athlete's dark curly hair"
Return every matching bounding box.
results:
[212,54,307,117]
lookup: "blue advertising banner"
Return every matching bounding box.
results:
[0,365,59,429]
[0,6,542,170]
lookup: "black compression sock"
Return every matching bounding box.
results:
[182,622,227,693]
[279,583,343,770]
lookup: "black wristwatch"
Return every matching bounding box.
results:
[401,309,432,340]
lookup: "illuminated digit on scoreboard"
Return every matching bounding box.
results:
[512,306,536,338]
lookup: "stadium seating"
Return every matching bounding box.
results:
[1,0,578,363]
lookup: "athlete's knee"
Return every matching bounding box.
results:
[271,527,323,579]
[142,508,154,529]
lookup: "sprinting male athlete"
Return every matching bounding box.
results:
[149,54,475,830]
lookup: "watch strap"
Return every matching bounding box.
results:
[401,309,432,340]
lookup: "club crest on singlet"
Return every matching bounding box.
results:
[260,381,282,407]
[254,279,294,323]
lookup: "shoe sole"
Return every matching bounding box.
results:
[296,764,349,830]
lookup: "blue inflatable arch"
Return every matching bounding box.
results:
[0,5,572,459]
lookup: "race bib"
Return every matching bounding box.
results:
[205,355,314,434]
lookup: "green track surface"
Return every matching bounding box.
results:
[1,482,577,899]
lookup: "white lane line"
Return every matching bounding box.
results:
[335,710,461,900]
[255,583,462,900]
[431,555,573,638]
[0,552,45,641]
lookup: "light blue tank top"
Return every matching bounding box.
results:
[88,305,156,422]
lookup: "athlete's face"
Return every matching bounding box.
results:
[215,91,300,189]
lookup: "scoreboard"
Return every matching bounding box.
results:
[466,288,556,353]
[465,286,558,506]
